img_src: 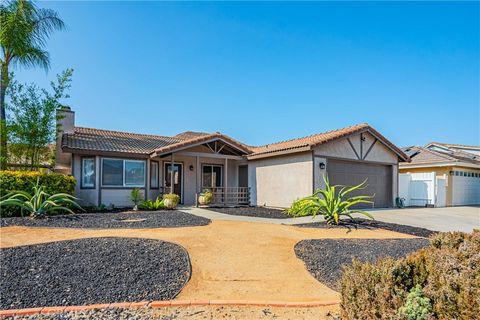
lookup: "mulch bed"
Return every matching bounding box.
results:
[0,211,210,229]
[295,238,430,291]
[295,218,436,238]
[207,206,290,219]
[0,237,191,310]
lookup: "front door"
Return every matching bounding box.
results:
[164,163,183,203]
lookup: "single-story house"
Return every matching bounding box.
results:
[55,107,409,208]
[400,143,480,206]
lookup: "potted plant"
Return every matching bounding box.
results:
[198,189,213,206]
[162,193,180,209]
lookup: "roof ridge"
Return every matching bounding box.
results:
[74,126,180,140]
[253,123,369,149]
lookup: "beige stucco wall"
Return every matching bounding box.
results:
[248,152,313,208]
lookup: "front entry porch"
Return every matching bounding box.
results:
[150,136,251,206]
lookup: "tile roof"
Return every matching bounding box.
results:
[153,132,252,155]
[61,124,407,161]
[427,142,480,150]
[249,123,409,161]
[62,127,182,155]
[173,131,211,140]
[401,146,480,166]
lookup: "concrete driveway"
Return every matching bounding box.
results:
[363,206,479,233]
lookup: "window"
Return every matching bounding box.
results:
[150,161,159,189]
[102,159,145,187]
[81,158,95,188]
[202,164,222,188]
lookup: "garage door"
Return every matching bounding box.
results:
[327,159,392,208]
[452,174,480,205]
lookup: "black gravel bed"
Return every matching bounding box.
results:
[207,206,290,219]
[0,211,210,229]
[295,218,436,238]
[295,238,430,291]
[0,237,191,310]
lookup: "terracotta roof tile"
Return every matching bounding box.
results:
[249,123,408,161]
[173,131,211,140]
[153,132,252,155]
[62,127,182,155]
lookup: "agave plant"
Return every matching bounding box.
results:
[287,176,374,225]
[0,179,83,218]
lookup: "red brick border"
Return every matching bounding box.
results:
[0,299,340,318]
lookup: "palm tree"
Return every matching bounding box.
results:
[0,0,65,169]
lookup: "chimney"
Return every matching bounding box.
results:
[55,106,75,174]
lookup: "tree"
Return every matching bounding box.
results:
[0,0,65,169]
[6,68,73,170]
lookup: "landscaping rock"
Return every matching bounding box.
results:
[0,211,210,229]
[295,238,430,291]
[295,218,436,238]
[0,238,191,309]
[207,206,290,219]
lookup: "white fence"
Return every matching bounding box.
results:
[399,172,447,207]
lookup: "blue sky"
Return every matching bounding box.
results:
[14,1,480,147]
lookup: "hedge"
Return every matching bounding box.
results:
[340,231,480,320]
[0,170,76,217]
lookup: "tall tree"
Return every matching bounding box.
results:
[0,0,65,169]
[6,69,73,170]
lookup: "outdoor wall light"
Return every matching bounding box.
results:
[319,162,326,169]
[189,165,194,171]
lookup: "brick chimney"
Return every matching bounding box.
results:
[55,106,75,174]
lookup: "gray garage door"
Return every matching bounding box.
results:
[327,159,392,208]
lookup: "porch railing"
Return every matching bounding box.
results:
[200,187,250,206]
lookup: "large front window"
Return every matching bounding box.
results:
[102,158,145,187]
[202,164,222,188]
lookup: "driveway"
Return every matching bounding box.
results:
[362,206,479,233]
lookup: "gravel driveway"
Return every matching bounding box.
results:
[1,237,191,309]
[295,238,430,290]
[0,211,210,229]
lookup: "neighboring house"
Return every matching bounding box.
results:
[55,107,409,208]
[399,143,480,207]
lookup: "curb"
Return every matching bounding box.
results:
[0,299,340,318]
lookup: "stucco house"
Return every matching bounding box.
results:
[55,107,409,209]
[400,143,480,206]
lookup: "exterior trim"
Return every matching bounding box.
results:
[80,156,96,189]
[150,160,160,190]
[346,137,361,160]
[247,146,311,160]
[313,154,397,166]
[400,162,480,170]
[363,138,378,160]
[63,147,149,159]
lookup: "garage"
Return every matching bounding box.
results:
[327,159,393,208]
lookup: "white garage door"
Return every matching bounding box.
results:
[452,174,480,205]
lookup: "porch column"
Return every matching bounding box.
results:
[170,153,174,194]
[196,156,200,193]
[224,158,228,205]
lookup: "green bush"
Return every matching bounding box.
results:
[398,285,433,320]
[139,197,165,210]
[162,193,180,209]
[0,170,76,217]
[340,231,480,320]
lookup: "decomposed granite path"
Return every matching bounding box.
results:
[0,220,416,302]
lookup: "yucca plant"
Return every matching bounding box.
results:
[287,176,374,225]
[0,178,83,218]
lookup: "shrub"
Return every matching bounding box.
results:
[398,285,433,320]
[340,231,480,320]
[162,193,180,209]
[0,170,76,217]
[0,178,83,218]
[286,176,374,224]
[139,197,165,210]
[130,187,141,209]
